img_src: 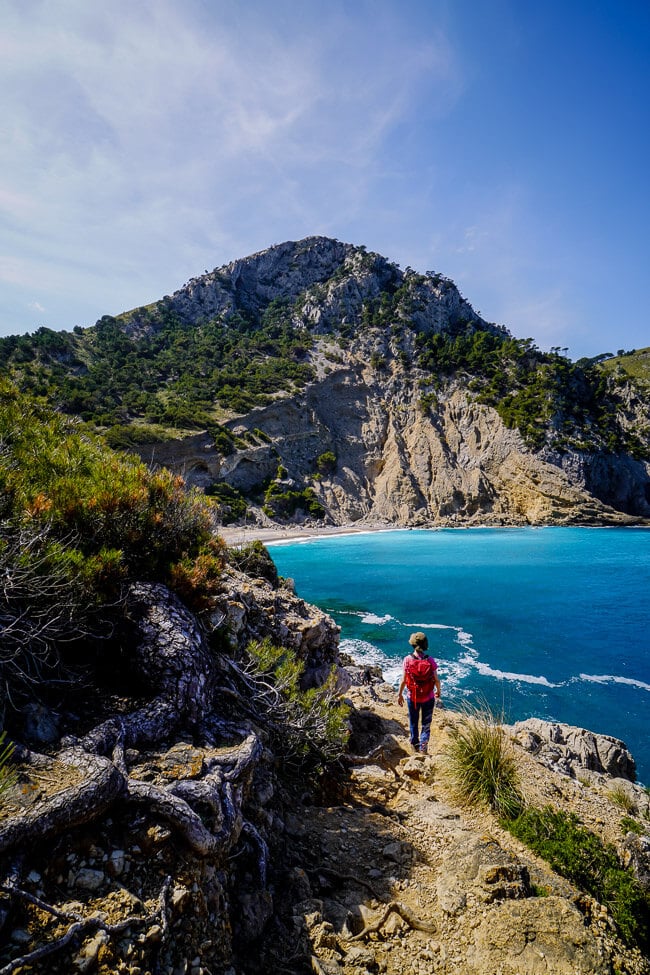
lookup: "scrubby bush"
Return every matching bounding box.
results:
[227,541,279,587]
[206,481,248,523]
[504,806,650,951]
[0,382,222,700]
[0,381,215,582]
[315,451,337,475]
[263,482,325,520]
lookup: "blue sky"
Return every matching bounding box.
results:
[1,0,649,359]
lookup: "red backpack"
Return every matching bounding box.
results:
[404,655,436,704]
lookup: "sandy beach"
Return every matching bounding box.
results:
[217,521,399,547]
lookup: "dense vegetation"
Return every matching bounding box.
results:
[505,806,650,952]
[415,330,650,455]
[0,297,313,433]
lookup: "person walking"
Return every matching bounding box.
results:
[397,632,441,754]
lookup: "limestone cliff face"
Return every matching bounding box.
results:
[184,350,650,526]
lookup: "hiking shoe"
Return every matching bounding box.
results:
[419,744,428,754]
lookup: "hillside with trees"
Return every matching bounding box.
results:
[1,237,649,528]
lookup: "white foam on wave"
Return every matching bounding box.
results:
[359,612,394,625]
[579,673,650,692]
[472,661,557,687]
[340,638,403,687]
[456,628,474,647]
[455,634,557,687]
[404,622,457,630]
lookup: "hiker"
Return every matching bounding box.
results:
[397,631,441,754]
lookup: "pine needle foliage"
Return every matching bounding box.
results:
[245,639,349,773]
[445,702,524,819]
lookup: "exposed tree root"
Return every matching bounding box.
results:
[344,900,437,941]
[0,585,266,859]
[0,875,172,975]
[0,747,125,855]
[0,579,336,973]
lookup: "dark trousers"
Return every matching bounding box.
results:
[407,697,435,751]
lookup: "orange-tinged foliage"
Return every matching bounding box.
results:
[0,380,223,602]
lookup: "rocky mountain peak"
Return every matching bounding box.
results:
[162,235,398,327]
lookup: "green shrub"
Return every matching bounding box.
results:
[206,481,248,524]
[504,806,650,951]
[620,816,645,836]
[263,482,325,520]
[445,703,523,818]
[0,382,224,700]
[315,451,337,475]
[228,541,279,587]
[0,381,215,586]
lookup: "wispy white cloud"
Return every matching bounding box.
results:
[4,1,643,359]
[1,0,462,332]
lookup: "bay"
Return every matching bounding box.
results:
[268,527,650,784]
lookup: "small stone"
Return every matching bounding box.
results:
[382,841,402,861]
[171,885,190,911]
[72,930,110,972]
[143,824,172,849]
[74,868,105,891]
[107,850,126,877]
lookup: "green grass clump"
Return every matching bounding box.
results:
[0,732,18,800]
[607,784,637,814]
[445,703,524,819]
[504,806,650,951]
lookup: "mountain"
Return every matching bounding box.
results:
[2,236,649,526]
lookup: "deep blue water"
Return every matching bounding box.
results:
[268,528,650,784]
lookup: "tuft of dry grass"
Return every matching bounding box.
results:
[444,702,524,819]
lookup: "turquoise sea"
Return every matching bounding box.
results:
[268,528,650,784]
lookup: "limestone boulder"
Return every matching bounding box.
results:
[465,896,611,975]
[511,717,637,781]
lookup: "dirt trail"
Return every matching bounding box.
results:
[281,680,650,975]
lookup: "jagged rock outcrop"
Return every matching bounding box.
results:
[214,369,647,527]
[214,562,345,688]
[511,717,639,781]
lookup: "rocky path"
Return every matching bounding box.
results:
[284,680,650,975]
